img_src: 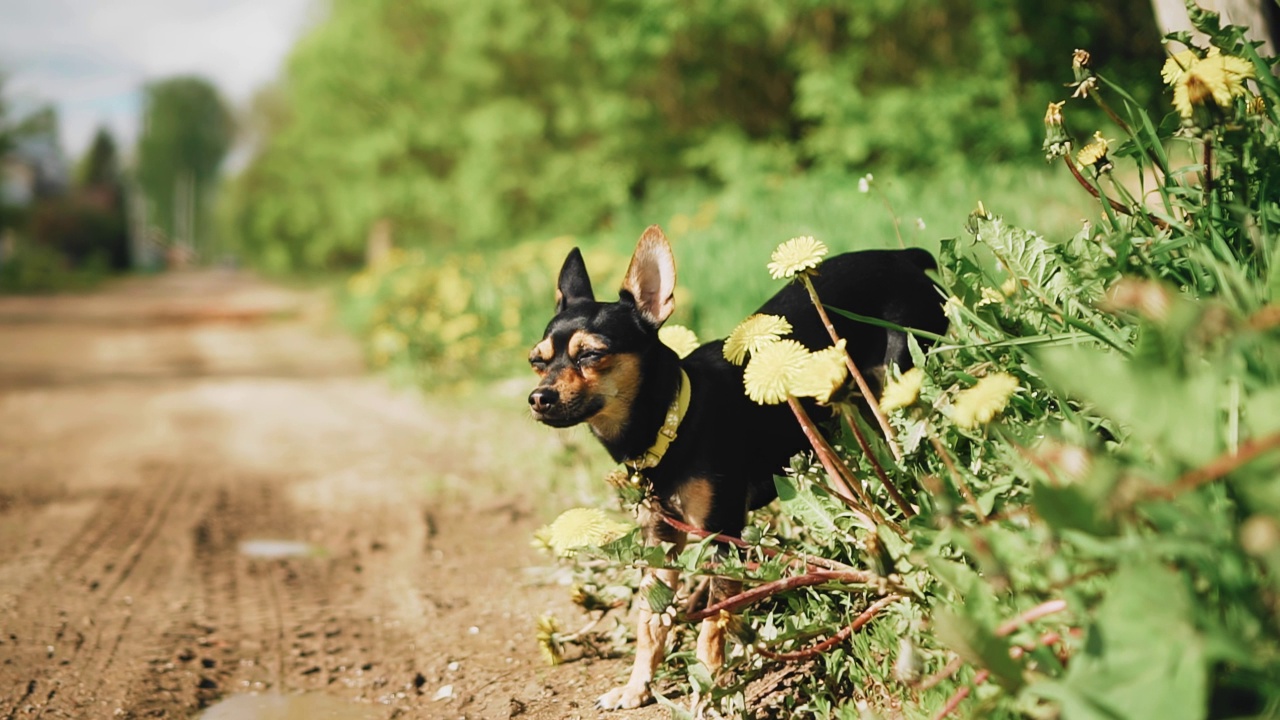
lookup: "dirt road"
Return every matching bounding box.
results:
[0,272,666,719]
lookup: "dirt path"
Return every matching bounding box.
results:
[0,272,666,720]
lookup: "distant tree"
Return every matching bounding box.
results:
[135,76,232,254]
[78,127,121,188]
[76,127,129,269]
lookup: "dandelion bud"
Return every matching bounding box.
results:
[1248,95,1267,116]
[1042,101,1071,161]
[1071,49,1096,95]
[1072,49,1091,72]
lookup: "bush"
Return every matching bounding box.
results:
[228,0,1162,272]
[534,10,1280,719]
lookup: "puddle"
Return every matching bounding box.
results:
[198,693,379,719]
[237,539,316,559]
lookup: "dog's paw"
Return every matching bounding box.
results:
[597,682,652,710]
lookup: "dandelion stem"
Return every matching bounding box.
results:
[928,432,985,520]
[1062,154,1170,231]
[839,405,915,518]
[1202,138,1214,201]
[756,595,901,661]
[682,570,878,622]
[799,275,904,461]
[786,398,877,518]
[658,513,858,573]
[871,187,906,249]
[1140,431,1280,503]
[924,600,1069,717]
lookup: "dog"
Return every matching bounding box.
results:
[528,225,947,710]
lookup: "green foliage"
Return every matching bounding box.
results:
[342,164,1088,388]
[0,242,108,293]
[228,0,1161,272]
[136,76,232,243]
[532,12,1280,718]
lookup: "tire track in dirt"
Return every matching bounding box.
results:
[0,462,202,719]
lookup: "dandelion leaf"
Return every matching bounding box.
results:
[933,609,1024,692]
[774,474,843,540]
[1036,560,1207,720]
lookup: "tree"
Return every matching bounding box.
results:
[78,127,121,187]
[135,76,232,256]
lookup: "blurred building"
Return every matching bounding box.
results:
[2,133,69,206]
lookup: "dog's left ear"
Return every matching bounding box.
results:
[621,225,676,329]
[555,248,595,313]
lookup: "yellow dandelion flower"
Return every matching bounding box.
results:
[1076,131,1111,172]
[742,339,810,405]
[536,615,563,665]
[1161,49,1200,85]
[658,324,700,359]
[1166,48,1255,119]
[542,508,631,556]
[723,314,793,365]
[790,340,850,404]
[880,368,924,413]
[768,236,829,280]
[952,373,1019,429]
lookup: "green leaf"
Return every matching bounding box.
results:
[1032,480,1115,537]
[774,474,843,539]
[1038,346,1221,467]
[933,609,1025,691]
[646,576,676,614]
[1043,560,1207,720]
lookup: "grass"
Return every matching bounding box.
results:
[340,161,1101,393]
[589,162,1096,340]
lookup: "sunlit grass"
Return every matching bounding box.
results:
[342,163,1099,386]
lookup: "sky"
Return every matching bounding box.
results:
[0,0,317,162]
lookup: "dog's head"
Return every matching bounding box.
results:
[528,225,676,441]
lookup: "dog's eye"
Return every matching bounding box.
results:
[529,357,548,372]
[575,350,604,366]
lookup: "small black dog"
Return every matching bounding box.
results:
[528,225,946,709]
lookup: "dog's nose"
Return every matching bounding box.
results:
[528,388,560,411]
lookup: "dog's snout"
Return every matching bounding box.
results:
[528,388,560,411]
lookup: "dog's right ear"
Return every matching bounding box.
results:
[555,248,595,312]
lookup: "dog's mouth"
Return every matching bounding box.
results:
[529,396,602,428]
[530,410,582,428]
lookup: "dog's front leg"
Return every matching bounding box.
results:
[599,504,686,710]
[690,576,742,712]
[598,566,680,709]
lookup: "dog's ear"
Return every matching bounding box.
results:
[555,248,595,312]
[620,225,676,329]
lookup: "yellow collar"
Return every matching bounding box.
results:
[626,369,691,472]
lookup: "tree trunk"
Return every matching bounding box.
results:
[1151,0,1278,55]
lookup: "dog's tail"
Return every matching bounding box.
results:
[901,247,938,272]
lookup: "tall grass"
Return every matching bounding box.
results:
[341,162,1096,389]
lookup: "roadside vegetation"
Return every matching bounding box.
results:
[226,1,1280,717]
[534,14,1280,719]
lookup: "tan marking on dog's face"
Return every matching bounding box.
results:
[677,478,715,529]
[584,352,642,442]
[529,337,554,369]
[567,331,608,357]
